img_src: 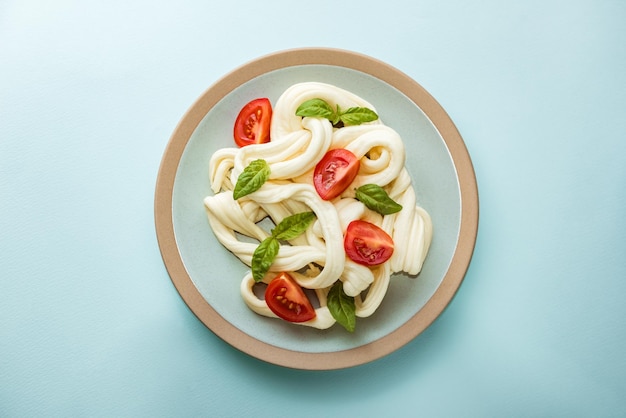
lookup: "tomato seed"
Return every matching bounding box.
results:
[354,238,385,260]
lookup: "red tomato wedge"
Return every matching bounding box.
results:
[233,98,272,147]
[313,149,360,200]
[265,272,316,323]
[344,220,394,266]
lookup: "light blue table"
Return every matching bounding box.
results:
[2,1,624,416]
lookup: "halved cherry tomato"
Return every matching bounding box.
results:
[233,98,272,147]
[313,149,360,200]
[344,220,394,266]
[265,272,316,323]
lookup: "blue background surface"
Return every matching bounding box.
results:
[1,1,625,416]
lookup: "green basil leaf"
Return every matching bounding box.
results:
[233,159,270,200]
[327,281,356,332]
[271,211,316,241]
[355,184,403,215]
[295,98,335,120]
[251,237,279,282]
[339,106,379,126]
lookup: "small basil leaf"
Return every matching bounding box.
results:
[233,159,270,200]
[339,107,379,126]
[251,237,279,282]
[295,98,335,120]
[327,281,356,332]
[271,212,316,241]
[355,184,403,215]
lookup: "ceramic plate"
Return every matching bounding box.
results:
[154,48,478,370]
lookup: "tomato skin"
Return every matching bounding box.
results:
[313,149,360,200]
[344,220,394,266]
[265,272,316,323]
[233,98,272,147]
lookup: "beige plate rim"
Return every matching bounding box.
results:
[154,47,479,370]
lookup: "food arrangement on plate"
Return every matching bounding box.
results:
[155,48,477,369]
[203,82,433,332]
